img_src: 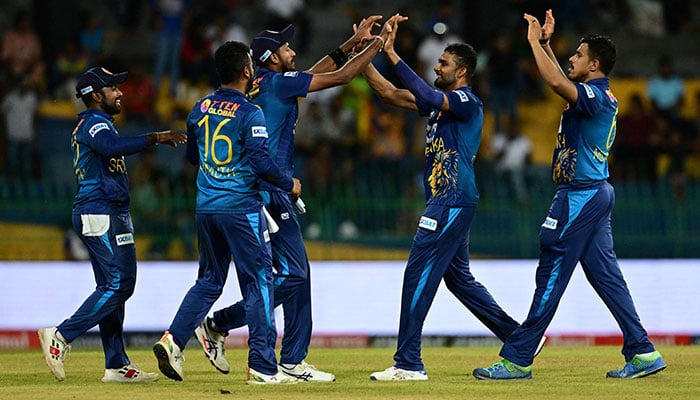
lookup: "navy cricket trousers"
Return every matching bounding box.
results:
[500,181,655,366]
[60,214,137,369]
[168,211,280,375]
[394,204,520,371]
[213,191,312,365]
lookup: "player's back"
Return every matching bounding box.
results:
[186,87,264,213]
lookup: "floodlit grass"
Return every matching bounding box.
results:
[1,346,698,399]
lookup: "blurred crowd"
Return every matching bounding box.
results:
[0,0,699,257]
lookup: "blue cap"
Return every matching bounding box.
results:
[75,67,128,98]
[250,25,295,66]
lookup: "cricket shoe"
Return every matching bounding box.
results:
[153,331,184,381]
[279,360,335,382]
[472,359,532,380]
[247,367,298,384]
[102,364,159,382]
[370,366,428,381]
[194,317,230,374]
[38,327,71,381]
[606,351,666,379]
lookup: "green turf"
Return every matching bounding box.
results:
[1,346,698,399]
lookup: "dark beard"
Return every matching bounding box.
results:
[102,102,121,115]
[434,78,448,90]
[245,76,254,93]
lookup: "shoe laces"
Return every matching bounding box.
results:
[299,361,317,371]
[53,336,71,362]
[485,360,509,373]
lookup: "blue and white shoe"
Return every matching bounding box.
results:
[606,351,666,379]
[473,359,532,380]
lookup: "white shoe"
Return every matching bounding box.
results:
[152,331,184,381]
[279,360,335,382]
[102,364,159,382]
[370,366,428,381]
[38,327,71,381]
[534,335,547,358]
[194,317,230,374]
[247,367,298,385]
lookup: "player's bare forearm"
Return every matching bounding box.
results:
[525,13,576,102]
[307,37,384,92]
[363,63,417,110]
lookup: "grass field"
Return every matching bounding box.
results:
[1,346,698,400]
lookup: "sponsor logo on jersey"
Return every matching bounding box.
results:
[542,216,558,230]
[252,126,268,138]
[205,100,240,117]
[115,233,134,245]
[581,83,595,98]
[454,90,469,102]
[88,123,109,137]
[418,216,438,231]
[263,230,270,242]
[280,212,290,220]
[283,71,300,77]
[200,99,211,113]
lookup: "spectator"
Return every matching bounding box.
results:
[423,0,463,41]
[1,76,39,180]
[647,54,685,120]
[49,41,88,104]
[180,17,214,87]
[613,93,657,182]
[79,11,105,63]
[0,10,45,90]
[206,14,248,57]
[490,117,532,204]
[150,0,188,97]
[119,63,156,125]
[264,0,309,52]
[416,21,463,84]
[486,33,519,133]
[655,113,697,204]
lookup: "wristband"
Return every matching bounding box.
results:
[375,36,385,53]
[328,47,347,67]
[539,39,549,45]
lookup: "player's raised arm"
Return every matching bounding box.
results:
[306,16,392,93]
[524,12,577,103]
[362,15,417,110]
[306,15,383,74]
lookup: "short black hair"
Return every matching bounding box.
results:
[579,34,616,76]
[214,41,251,85]
[444,43,477,80]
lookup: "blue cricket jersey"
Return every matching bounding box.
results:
[416,86,483,207]
[186,87,293,214]
[553,77,617,185]
[247,68,313,192]
[71,109,149,214]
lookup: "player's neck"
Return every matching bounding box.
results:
[221,80,248,94]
